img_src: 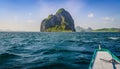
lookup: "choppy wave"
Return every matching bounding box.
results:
[0,32,120,69]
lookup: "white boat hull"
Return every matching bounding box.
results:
[89,49,120,69]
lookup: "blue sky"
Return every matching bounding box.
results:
[0,0,120,31]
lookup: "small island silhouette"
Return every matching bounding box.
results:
[40,8,75,32]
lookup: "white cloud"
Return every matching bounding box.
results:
[88,13,94,18]
[26,19,34,23]
[102,17,115,22]
[111,18,115,21]
[28,12,32,16]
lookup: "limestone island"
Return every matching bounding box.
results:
[40,8,75,32]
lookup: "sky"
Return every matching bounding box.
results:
[0,0,120,31]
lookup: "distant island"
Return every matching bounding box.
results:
[75,26,93,32]
[75,26,120,32]
[93,28,120,32]
[40,8,75,32]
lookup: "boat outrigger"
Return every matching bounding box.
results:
[89,45,120,69]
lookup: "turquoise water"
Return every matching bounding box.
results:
[0,32,120,69]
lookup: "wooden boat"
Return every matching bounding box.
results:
[89,45,120,69]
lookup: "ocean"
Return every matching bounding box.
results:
[0,32,120,69]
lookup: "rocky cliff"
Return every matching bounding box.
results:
[40,8,75,32]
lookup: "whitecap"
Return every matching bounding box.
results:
[108,37,119,40]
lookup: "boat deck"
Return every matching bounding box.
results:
[93,51,120,69]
